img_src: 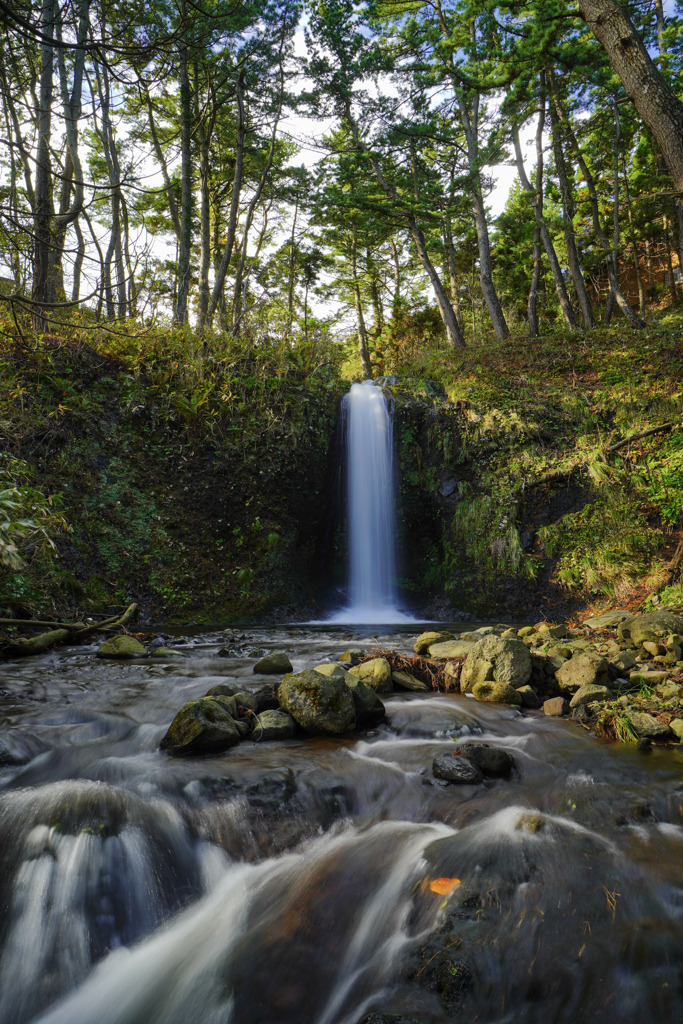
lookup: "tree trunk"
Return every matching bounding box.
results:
[550,72,643,327]
[527,221,541,336]
[578,0,683,198]
[207,75,245,327]
[621,154,646,316]
[351,226,372,378]
[175,40,192,324]
[33,0,56,330]
[197,116,211,334]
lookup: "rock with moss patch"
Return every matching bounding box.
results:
[344,676,386,725]
[392,670,430,692]
[460,635,531,693]
[610,650,636,674]
[160,697,242,756]
[150,646,186,658]
[97,635,146,659]
[252,709,297,741]
[277,669,355,735]
[471,679,523,706]
[628,712,671,740]
[516,684,541,709]
[619,611,683,646]
[669,719,683,740]
[253,652,293,675]
[555,652,609,695]
[413,631,454,655]
[314,663,350,681]
[569,684,613,709]
[429,639,475,659]
[348,657,393,693]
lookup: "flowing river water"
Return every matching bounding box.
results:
[1,626,682,1024]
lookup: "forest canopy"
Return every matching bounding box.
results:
[1,0,683,368]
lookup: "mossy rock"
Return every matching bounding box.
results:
[159,697,242,756]
[97,635,146,659]
[344,676,386,726]
[461,636,531,693]
[471,680,523,706]
[392,670,430,692]
[252,709,297,741]
[348,658,393,693]
[277,669,356,735]
[254,652,293,675]
[413,630,454,655]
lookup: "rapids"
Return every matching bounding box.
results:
[0,626,682,1024]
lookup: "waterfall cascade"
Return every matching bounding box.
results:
[329,380,411,623]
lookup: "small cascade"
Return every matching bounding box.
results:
[329,381,411,624]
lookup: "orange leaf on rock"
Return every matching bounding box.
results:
[428,877,461,895]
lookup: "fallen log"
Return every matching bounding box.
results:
[4,602,138,657]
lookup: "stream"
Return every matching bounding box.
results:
[1,625,682,1024]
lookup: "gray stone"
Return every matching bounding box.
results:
[669,718,683,740]
[555,652,609,694]
[569,684,613,709]
[413,630,454,654]
[391,670,430,692]
[160,697,242,756]
[314,663,350,681]
[457,742,514,777]
[97,635,146,659]
[538,624,568,640]
[348,657,393,693]
[205,682,241,698]
[584,610,632,629]
[610,649,636,673]
[253,652,293,675]
[252,709,297,741]
[460,635,532,693]
[232,691,260,714]
[543,697,569,716]
[628,712,671,740]
[150,646,186,658]
[432,753,483,784]
[277,669,355,735]
[656,682,683,699]
[629,669,669,687]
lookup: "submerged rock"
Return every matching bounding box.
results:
[432,752,483,784]
[96,635,146,659]
[252,709,297,741]
[460,636,532,693]
[348,657,393,693]
[277,669,356,735]
[254,652,293,675]
[160,697,242,756]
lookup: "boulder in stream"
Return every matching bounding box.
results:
[432,752,483,784]
[460,636,531,693]
[471,679,523,706]
[254,652,293,675]
[344,676,386,726]
[97,635,146,659]
[159,697,242,756]
[413,631,454,655]
[555,652,609,695]
[277,669,356,735]
[348,657,393,693]
[457,742,515,777]
[252,709,298,741]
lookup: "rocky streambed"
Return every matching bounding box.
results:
[1,621,682,1024]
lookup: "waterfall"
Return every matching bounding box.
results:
[329,381,411,624]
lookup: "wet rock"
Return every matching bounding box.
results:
[246,768,296,809]
[429,639,475,659]
[277,669,355,735]
[628,712,672,740]
[252,709,298,741]
[555,652,609,695]
[457,742,514,777]
[253,652,293,675]
[516,684,541,709]
[209,694,239,717]
[253,687,280,712]
[569,684,613,709]
[232,691,260,714]
[150,646,186,658]
[637,737,653,753]
[432,753,483,784]
[344,676,386,726]
[348,657,393,693]
[339,648,365,666]
[96,635,146,659]
[359,1015,425,1024]
[413,630,454,654]
[543,696,569,716]
[516,812,547,833]
[460,635,532,693]
[392,670,430,692]
[471,679,523,706]
[432,955,473,1015]
[160,697,242,756]
[205,682,241,698]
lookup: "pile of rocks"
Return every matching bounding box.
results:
[419,610,683,744]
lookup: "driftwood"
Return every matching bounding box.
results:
[364,648,464,692]
[4,602,138,657]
